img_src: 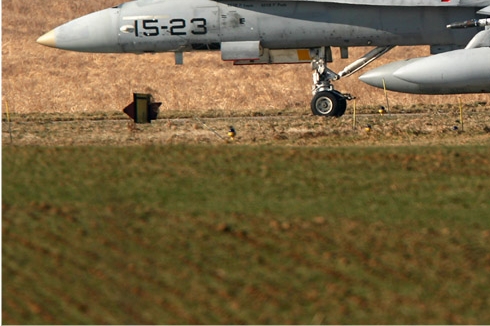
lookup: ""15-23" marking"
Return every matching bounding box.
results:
[134,18,207,36]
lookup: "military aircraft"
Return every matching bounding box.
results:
[37,0,490,117]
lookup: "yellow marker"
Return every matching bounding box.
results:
[352,99,357,129]
[382,78,390,112]
[458,97,464,131]
[378,106,386,115]
[365,124,372,132]
[5,100,13,143]
[228,126,236,140]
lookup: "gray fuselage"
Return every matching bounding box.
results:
[46,0,482,53]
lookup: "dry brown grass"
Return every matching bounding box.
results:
[2,0,490,116]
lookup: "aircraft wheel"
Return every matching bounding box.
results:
[311,91,338,117]
[336,97,347,117]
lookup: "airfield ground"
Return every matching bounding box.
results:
[3,103,490,147]
[3,108,490,324]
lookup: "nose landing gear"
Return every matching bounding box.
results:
[310,48,352,117]
[309,46,393,117]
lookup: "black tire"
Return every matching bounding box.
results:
[311,91,348,117]
[336,97,347,117]
[311,91,338,117]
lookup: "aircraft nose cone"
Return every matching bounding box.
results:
[37,7,120,52]
[36,30,56,48]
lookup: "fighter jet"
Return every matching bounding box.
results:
[37,0,490,117]
[360,17,490,94]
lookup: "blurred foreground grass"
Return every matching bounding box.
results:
[3,145,490,324]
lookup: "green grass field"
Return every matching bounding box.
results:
[3,144,490,324]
